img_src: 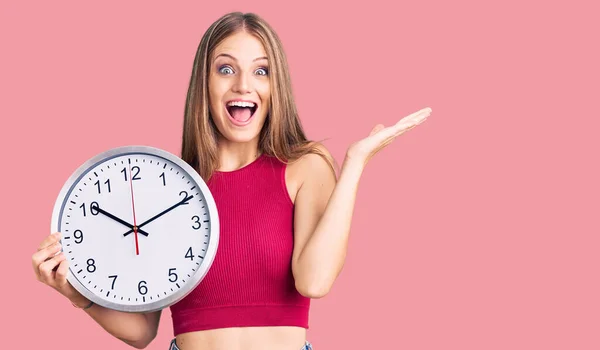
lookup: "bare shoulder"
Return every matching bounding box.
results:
[285,143,337,204]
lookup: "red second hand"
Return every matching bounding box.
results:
[128,163,139,256]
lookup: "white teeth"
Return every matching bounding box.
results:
[227,101,256,108]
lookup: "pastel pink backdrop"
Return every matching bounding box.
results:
[1,1,598,349]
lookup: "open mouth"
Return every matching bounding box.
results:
[226,101,258,126]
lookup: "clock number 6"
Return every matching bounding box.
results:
[138,281,148,295]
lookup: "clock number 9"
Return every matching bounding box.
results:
[138,281,148,295]
[80,202,100,217]
[74,230,84,244]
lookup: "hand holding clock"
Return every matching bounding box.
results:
[31,232,90,308]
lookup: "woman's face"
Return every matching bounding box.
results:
[208,31,271,145]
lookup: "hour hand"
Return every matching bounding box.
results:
[92,203,150,237]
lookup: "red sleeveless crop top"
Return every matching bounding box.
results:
[169,153,310,335]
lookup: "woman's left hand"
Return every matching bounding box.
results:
[346,107,432,167]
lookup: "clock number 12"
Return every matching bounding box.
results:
[121,166,141,181]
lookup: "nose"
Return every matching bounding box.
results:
[232,72,252,94]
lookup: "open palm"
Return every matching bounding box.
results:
[347,107,432,165]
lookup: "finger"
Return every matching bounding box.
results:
[32,241,62,275]
[38,232,61,251]
[395,107,431,128]
[55,259,70,286]
[38,252,66,284]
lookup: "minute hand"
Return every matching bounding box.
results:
[123,194,194,237]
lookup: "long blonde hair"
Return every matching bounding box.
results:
[181,12,337,181]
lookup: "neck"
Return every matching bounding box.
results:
[216,136,262,172]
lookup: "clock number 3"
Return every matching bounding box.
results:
[192,215,201,229]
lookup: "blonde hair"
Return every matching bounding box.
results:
[181,12,337,180]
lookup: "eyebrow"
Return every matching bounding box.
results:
[214,53,268,62]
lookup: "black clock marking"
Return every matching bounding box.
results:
[191,186,196,190]
[70,201,76,205]
[106,291,110,297]
[77,269,83,274]
[176,283,180,288]
[94,172,98,177]
[163,163,166,169]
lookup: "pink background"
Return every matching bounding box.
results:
[2,0,599,349]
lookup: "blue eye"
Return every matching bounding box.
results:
[255,67,268,76]
[219,66,234,75]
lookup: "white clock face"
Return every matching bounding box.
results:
[51,146,219,313]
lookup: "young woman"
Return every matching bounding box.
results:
[31,12,430,350]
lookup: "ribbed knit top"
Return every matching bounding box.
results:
[169,153,310,335]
